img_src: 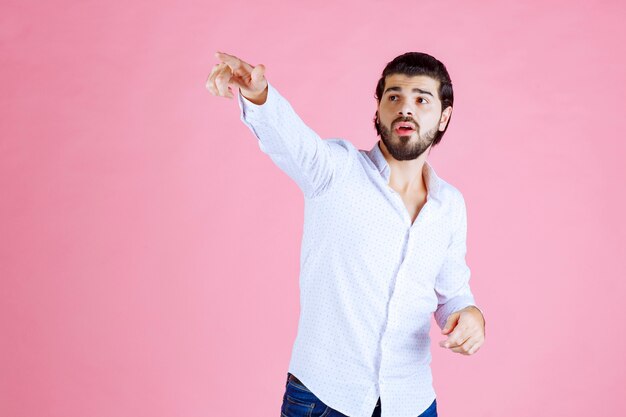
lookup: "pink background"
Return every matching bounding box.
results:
[2,0,625,416]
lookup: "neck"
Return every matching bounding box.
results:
[378,140,429,195]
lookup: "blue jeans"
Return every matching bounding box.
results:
[281,373,437,417]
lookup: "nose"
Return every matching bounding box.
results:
[399,102,414,117]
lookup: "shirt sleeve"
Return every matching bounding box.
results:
[237,81,349,199]
[433,192,480,330]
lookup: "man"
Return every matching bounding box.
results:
[206,51,486,417]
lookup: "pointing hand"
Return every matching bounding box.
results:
[206,51,268,104]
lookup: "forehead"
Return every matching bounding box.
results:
[383,74,440,99]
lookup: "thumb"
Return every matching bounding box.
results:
[442,312,460,334]
[251,64,266,86]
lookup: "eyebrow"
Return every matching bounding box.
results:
[383,86,434,98]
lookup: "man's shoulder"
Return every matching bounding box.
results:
[434,174,465,205]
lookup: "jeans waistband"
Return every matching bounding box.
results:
[287,373,381,408]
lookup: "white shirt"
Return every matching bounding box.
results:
[237,81,480,417]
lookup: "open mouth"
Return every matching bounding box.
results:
[394,125,415,134]
[394,121,416,134]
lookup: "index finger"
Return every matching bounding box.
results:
[215,51,244,70]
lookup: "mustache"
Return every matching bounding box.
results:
[392,117,418,129]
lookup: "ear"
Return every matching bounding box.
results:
[439,106,452,131]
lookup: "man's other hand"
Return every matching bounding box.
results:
[439,305,485,355]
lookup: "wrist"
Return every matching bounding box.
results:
[241,85,268,105]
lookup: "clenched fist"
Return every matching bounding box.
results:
[206,51,268,104]
[439,305,486,356]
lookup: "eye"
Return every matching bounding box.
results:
[418,97,428,104]
[389,95,398,101]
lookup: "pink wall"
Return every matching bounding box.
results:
[2,0,625,416]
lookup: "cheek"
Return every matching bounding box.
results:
[426,113,443,127]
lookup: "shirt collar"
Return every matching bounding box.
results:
[366,140,442,200]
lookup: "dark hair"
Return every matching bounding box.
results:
[374,52,454,147]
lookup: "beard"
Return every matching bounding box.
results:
[379,119,439,161]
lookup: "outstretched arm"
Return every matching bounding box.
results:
[207,51,350,199]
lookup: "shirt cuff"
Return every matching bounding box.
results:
[237,82,275,121]
[435,295,477,330]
